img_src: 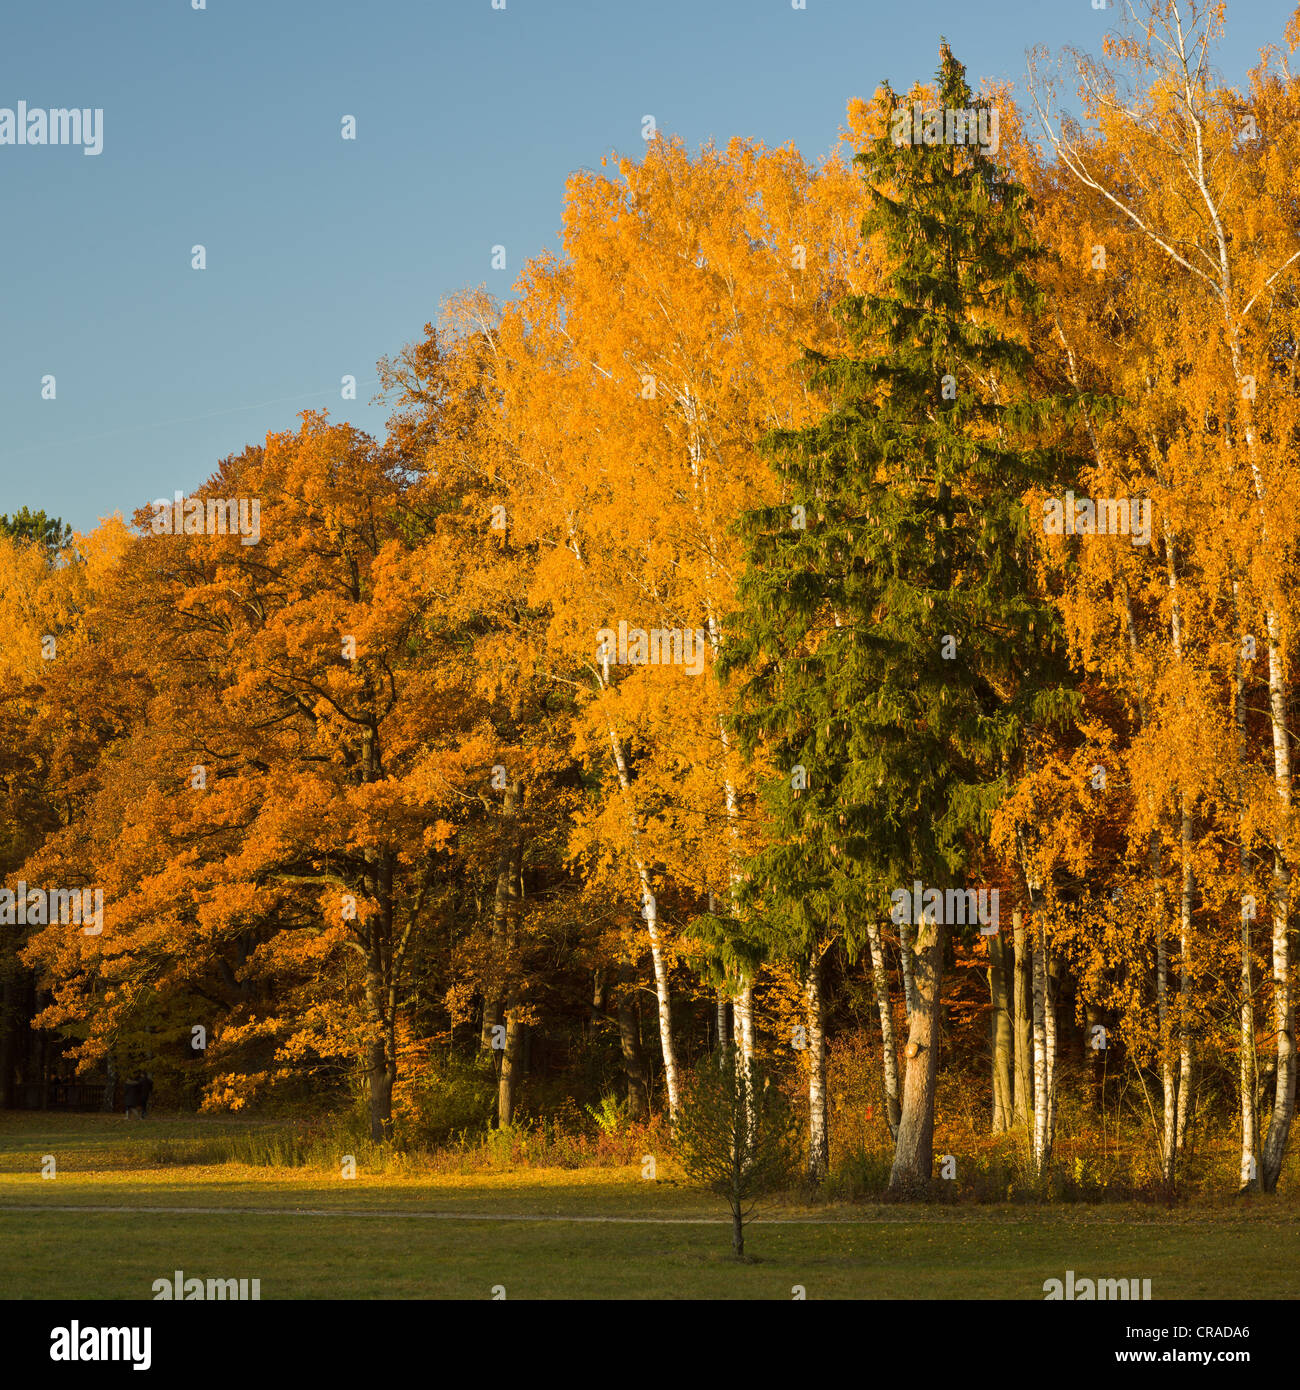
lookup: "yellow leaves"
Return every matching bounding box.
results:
[0,526,101,681]
[478,134,886,915]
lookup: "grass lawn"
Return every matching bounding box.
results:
[1,1111,1297,1299]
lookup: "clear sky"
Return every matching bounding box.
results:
[2,0,1293,535]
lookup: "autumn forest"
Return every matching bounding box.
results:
[7,1,1300,1231]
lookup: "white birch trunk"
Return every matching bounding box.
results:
[566,522,680,1116]
[605,717,679,1116]
[866,918,902,1139]
[1164,527,1194,1157]
[1032,921,1048,1175]
[899,917,918,1021]
[1044,935,1057,1160]
[1176,809,1194,1156]
[733,982,754,1074]
[1234,581,1258,1189]
[806,950,829,1181]
[1157,930,1176,1186]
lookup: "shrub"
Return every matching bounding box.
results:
[671,1047,801,1258]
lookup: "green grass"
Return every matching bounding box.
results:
[1,1111,1297,1299]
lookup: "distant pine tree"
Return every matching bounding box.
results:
[0,507,72,555]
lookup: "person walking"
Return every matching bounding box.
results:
[123,1073,143,1120]
[139,1072,154,1118]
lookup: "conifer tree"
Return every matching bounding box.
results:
[0,508,73,556]
[723,43,1080,1194]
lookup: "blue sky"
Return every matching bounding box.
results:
[2,0,1293,535]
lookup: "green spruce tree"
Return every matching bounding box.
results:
[722,43,1081,1196]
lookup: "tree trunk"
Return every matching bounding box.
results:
[899,917,918,1021]
[1085,1001,1106,1113]
[805,950,829,1182]
[1239,892,1258,1189]
[590,969,605,1035]
[482,781,520,1055]
[1031,924,1045,1171]
[617,966,650,1122]
[717,733,752,1084]
[362,883,398,1144]
[1157,928,1177,1187]
[1233,588,1258,1189]
[988,932,1014,1134]
[498,999,524,1126]
[733,979,755,1072]
[640,886,679,1117]
[0,969,17,1109]
[102,1050,117,1114]
[1012,910,1033,1130]
[1163,522,1195,1160]
[480,1002,503,1054]
[1175,802,1194,1156]
[1044,937,1058,1161]
[603,717,679,1116]
[483,780,524,1128]
[367,1034,395,1142]
[888,919,943,1196]
[1031,918,1056,1176]
[37,1025,48,1109]
[866,918,902,1139]
[715,987,730,1056]
[1261,845,1295,1192]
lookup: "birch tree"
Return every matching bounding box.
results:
[1029,0,1300,1191]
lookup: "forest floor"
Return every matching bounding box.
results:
[1,1112,1297,1299]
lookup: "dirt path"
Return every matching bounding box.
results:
[0,1202,900,1224]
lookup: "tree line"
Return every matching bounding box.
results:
[3,1,1300,1197]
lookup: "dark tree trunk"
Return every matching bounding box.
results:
[103,1051,117,1113]
[618,966,650,1121]
[1085,1001,1106,1112]
[482,783,521,1056]
[0,968,16,1109]
[498,997,524,1126]
[1012,909,1033,1129]
[988,932,1014,1133]
[367,1034,395,1142]
[362,852,400,1143]
[481,998,503,1055]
